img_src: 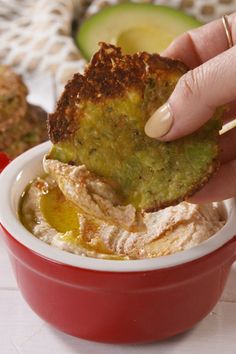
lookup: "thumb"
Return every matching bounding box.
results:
[145,46,236,141]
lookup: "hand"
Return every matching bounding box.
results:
[145,13,236,203]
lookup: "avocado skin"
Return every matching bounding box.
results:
[48,43,221,212]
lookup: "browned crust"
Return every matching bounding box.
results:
[48,42,188,144]
[48,74,84,143]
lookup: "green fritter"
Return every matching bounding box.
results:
[48,43,221,212]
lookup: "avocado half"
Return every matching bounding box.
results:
[77,3,201,60]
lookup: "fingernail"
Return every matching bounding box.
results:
[145,103,173,138]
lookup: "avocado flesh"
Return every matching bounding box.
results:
[77,3,201,60]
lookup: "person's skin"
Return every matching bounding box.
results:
[144,13,236,204]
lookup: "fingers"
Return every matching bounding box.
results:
[219,127,236,164]
[162,13,236,68]
[145,46,236,140]
[188,160,236,204]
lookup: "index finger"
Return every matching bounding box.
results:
[162,13,236,68]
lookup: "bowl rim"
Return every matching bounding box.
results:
[0,141,236,273]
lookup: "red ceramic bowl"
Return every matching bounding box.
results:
[0,142,236,344]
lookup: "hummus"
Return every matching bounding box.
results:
[19,175,225,260]
[43,158,145,232]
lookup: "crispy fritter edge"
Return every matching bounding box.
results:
[48,42,187,144]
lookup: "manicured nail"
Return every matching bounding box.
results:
[145,103,173,138]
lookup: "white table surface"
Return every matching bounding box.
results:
[1,234,236,354]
